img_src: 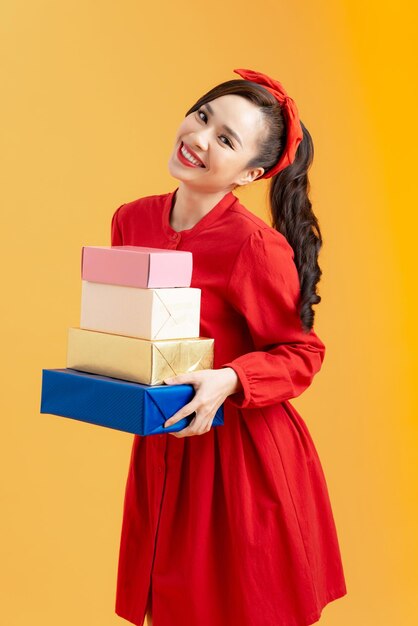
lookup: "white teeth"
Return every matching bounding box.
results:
[181,144,203,167]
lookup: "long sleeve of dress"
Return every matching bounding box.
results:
[220,227,326,409]
[111,204,125,246]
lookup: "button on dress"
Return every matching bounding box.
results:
[112,188,347,626]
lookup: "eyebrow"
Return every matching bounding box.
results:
[203,103,243,148]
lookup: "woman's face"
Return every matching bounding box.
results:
[167,94,266,193]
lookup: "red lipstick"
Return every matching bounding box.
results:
[177,142,205,168]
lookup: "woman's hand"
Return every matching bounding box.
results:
[163,367,242,438]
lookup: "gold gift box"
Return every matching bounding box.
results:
[66,327,214,385]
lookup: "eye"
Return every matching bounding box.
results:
[220,135,233,147]
[196,108,234,148]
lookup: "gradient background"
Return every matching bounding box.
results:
[1,1,417,624]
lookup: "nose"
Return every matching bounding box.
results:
[189,129,209,152]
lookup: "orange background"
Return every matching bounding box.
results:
[1,1,417,624]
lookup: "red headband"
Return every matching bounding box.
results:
[233,68,303,178]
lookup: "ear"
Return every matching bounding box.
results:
[234,166,265,187]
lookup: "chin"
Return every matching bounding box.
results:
[167,157,182,180]
[168,160,201,184]
[167,162,184,181]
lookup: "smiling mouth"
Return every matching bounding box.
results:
[178,142,206,168]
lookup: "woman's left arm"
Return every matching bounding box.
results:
[164,227,326,436]
[220,227,326,409]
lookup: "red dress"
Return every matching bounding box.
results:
[111,188,347,626]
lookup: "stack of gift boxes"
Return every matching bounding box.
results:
[40,245,224,435]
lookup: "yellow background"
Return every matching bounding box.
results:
[1,1,417,624]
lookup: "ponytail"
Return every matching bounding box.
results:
[268,122,323,333]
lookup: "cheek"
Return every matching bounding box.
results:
[214,151,240,170]
[177,115,198,135]
[174,120,190,140]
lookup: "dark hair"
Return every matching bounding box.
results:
[185,79,323,333]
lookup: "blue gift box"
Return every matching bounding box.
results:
[40,368,224,436]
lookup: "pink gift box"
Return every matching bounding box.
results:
[81,245,193,288]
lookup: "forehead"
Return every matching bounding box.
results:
[203,94,265,145]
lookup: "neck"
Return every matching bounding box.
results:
[169,183,233,231]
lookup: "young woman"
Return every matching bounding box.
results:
[111,68,347,626]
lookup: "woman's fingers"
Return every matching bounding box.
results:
[163,372,201,387]
[163,372,201,429]
[169,413,215,438]
[163,399,200,429]
[162,369,224,437]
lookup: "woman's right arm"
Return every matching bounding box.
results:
[110,204,125,246]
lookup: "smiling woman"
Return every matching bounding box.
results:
[168,93,267,196]
[112,68,347,626]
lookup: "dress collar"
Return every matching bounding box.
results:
[162,187,238,241]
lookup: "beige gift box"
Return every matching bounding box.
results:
[66,327,214,385]
[80,280,201,340]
